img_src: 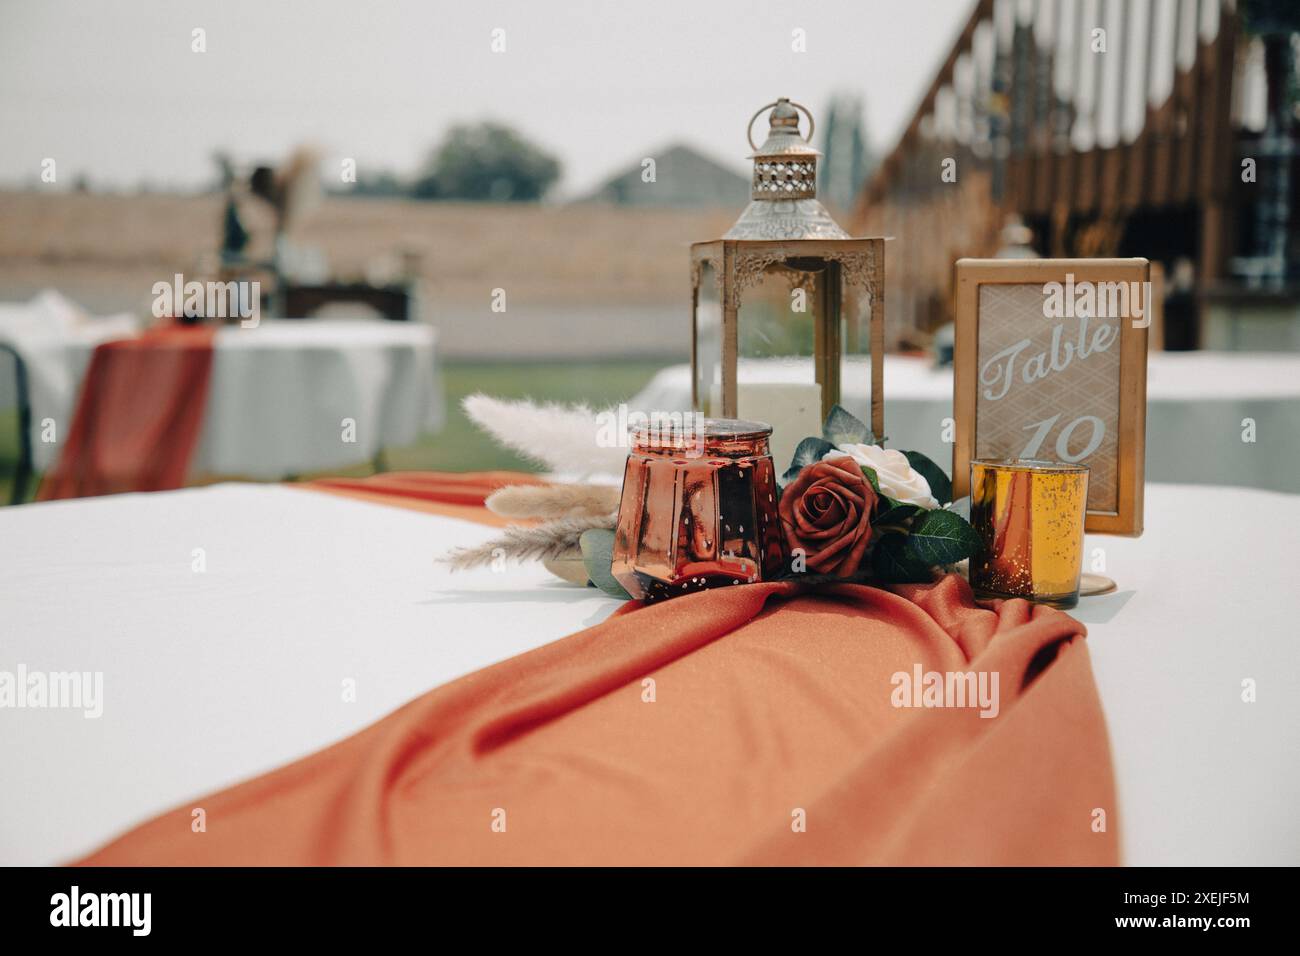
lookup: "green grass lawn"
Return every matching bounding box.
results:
[0,358,672,504]
[0,407,28,505]
[385,358,670,473]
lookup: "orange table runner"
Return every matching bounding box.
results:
[305,470,546,527]
[78,471,1118,865]
[39,324,217,501]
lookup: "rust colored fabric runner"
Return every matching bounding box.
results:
[78,472,1118,865]
[303,470,546,527]
[39,324,217,500]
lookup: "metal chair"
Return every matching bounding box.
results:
[0,343,34,505]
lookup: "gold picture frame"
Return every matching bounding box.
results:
[953,258,1149,536]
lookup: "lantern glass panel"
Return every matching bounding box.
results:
[693,260,723,418]
[840,279,876,431]
[736,261,830,469]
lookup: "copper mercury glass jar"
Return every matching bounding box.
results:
[611,418,785,602]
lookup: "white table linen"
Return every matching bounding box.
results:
[192,320,443,478]
[1,482,1296,866]
[632,353,1300,493]
[0,291,140,470]
[0,485,618,865]
[0,293,443,477]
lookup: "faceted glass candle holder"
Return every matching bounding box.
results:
[611,418,785,602]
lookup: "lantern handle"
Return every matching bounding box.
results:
[746,100,815,152]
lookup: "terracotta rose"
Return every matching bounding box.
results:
[778,455,878,576]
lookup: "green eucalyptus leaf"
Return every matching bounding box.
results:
[579,528,633,600]
[782,436,836,484]
[822,404,873,446]
[902,450,953,505]
[872,533,934,583]
[903,508,982,566]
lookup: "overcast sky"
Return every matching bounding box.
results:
[0,0,974,196]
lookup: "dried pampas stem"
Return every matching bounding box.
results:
[441,514,616,572]
[461,393,628,477]
[486,483,621,520]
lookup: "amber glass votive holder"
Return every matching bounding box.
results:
[968,458,1089,609]
[611,418,785,602]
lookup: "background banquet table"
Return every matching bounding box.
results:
[1,481,1296,866]
[185,319,442,478]
[632,353,1300,493]
[0,290,139,472]
[1,304,443,478]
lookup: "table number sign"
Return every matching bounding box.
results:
[953,258,1149,535]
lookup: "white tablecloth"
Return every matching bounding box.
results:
[0,291,140,469]
[1,296,443,477]
[1,482,1296,865]
[632,353,1300,493]
[191,320,443,478]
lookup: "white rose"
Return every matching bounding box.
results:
[824,443,940,510]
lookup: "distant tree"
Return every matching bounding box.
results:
[348,171,407,198]
[413,122,561,201]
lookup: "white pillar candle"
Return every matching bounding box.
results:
[737,380,822,472]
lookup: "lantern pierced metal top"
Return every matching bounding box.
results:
[725,97,850,241]
[746,99,816,153]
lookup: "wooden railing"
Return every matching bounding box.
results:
[853,0,1259,346]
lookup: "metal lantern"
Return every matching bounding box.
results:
[691,98,886,467]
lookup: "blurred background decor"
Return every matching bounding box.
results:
[856,0,1300,352]
[5,0,1300,503]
